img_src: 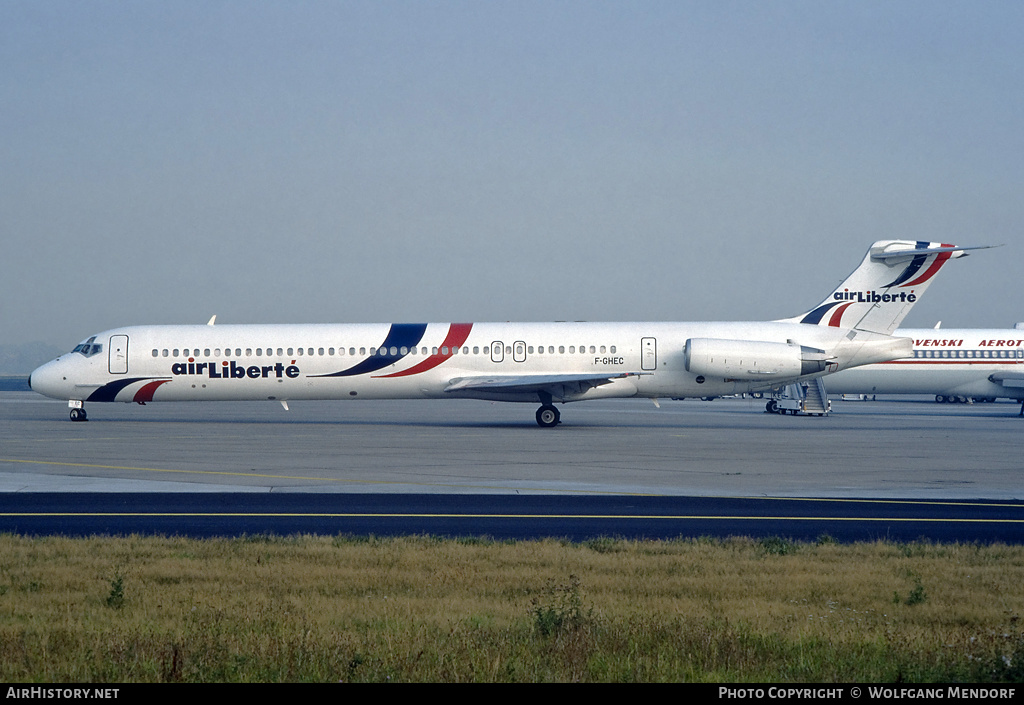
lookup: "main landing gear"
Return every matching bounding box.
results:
[535,404,560,428]
[535,391,561,428]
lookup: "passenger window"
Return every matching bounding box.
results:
[152,349,158,357]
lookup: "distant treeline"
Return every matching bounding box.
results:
[0,376,31,391]
[0,343,63,376]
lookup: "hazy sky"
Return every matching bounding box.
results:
[3,1,1021,348]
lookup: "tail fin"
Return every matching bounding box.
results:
[780,240,985,335]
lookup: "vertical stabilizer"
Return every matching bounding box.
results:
[780,240,977,335]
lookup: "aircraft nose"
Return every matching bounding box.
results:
[28,358,72,400]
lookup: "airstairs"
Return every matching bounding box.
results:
[765,378,831,416]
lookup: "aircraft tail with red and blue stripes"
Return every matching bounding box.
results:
[780,240,989,335]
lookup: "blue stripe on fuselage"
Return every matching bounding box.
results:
[313,323,428,378]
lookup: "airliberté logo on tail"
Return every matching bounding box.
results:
[833,289,917,303]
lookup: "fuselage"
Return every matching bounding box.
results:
[826,328,1024,400]
[25,241,982,424]
[28,320,906,406]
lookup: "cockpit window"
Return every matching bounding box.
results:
[72,336,103,358]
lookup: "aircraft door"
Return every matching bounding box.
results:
[109,335,129,374]
[491,341,504,363]
[513,341,527,363]
[641,337,657,371]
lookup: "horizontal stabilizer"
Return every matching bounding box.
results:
[870,244,997,262]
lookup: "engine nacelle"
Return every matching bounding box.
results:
[684,338,828,380]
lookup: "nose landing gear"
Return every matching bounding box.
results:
[69,402,87,422]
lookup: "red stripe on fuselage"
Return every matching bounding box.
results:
[374,323,474,378]
[133,380,170,402]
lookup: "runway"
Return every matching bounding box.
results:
[2,392,1021,540]
[1,494,1022,542]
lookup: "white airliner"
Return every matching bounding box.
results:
[825,325,1024,409]
[29,240,982,426]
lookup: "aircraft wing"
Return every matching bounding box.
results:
[444,372,646,400]
[990,372,1024,389]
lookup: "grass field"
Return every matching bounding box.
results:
[0,534,1021,682]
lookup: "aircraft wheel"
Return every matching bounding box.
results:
[935,395,946,403]
[70,408,87,422]
[536,405,560,428]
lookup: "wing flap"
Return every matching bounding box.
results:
[444,372,645,396]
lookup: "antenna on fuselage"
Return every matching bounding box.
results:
[207,315,217,326]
